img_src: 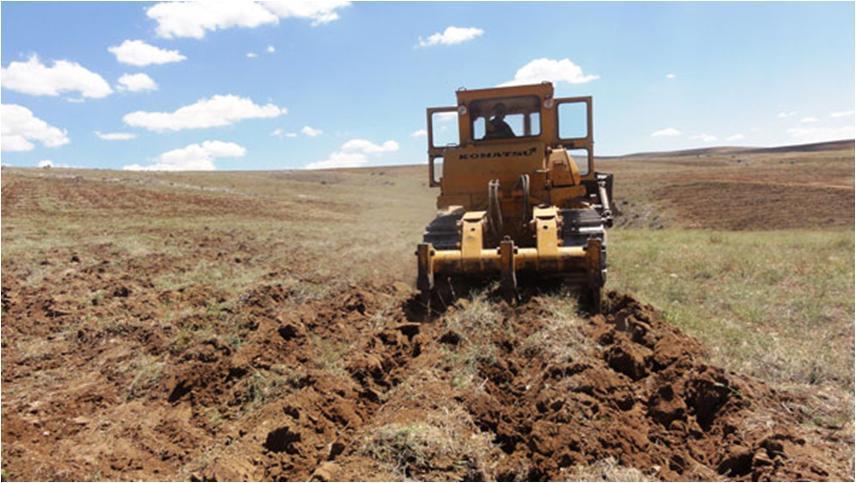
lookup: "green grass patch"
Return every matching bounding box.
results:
[609,228,854,391]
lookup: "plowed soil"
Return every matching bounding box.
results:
[2,145,853,481]
[2,275,849,480]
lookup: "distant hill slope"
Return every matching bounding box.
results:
[606,139,854,159]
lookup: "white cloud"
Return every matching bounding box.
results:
[830,110,854,118]
[272,127,319,138]
[147,1,278,38]
[123,95,286,132]
[725,133,745,141]
[786,125,855,144]
[1,104,70,152]
[307,138,399,169]
[777,111,797,118]
[272,128,298,139]
[107,39,186,66]
[95,131,137,141]
[418,26,484,47]
[501,58,598,87]
[690,133,718,142]
[410,129,427,138]
[146,0,350,39]
[267,45,276,53]
[800,116,819,123]
[1,55,112,98]
[247,52,259,59]
[301,125,322,137]
[306,151,371,170]
[117,73,158,92]
[651,127,681,137]
[341,139,398,153]
[262,0,351,25]
[123,140,245,171]
[665,73,676,79]
[36,159,76,168]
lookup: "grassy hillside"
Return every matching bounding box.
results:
[1,140,853,479]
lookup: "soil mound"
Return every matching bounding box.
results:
[1,280,849,481]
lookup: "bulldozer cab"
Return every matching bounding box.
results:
[426,82,594,194]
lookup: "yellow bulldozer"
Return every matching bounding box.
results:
[416,82,613,311]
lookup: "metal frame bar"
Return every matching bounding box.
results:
[426,106,458,188]
[555,96,594,177]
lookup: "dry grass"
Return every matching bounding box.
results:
[521,294,592,362]
[561,457,650,481]
[440,291,503,389]
[359,407,494,480]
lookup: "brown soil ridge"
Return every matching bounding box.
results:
[1,282,850,481]
[326,292,848,481]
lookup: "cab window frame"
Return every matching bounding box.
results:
[468,95,542,143]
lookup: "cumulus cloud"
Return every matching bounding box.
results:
[95,131,137,141]
[267,45,276,53]
[107,39,186,66]
[37,159,76,168]
[2,104,70,152]
[800,116,819,123]
[307,138,399,169]
[829,110,853,118]
[651,127,681,137]
[777,111,797,119]
[690,133,718,142]
[340,139,398,153]
[418,26,484,47]
[124,140,245,171]
[301,125,322,137]
[123,95,285,132]
[665,73,676,79]
[247,52,259,59]
[117,73,158,92]
[725,133,745,141]
[146,0,350,39]
[410,129,427,138]
[263,0,351,25]
[501,58,598,87]
[1,55,112,98]
[786,125,855,144]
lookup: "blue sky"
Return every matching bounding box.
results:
[1,1,854,171]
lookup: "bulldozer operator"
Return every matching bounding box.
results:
[484,103,515,140]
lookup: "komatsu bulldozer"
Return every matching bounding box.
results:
[416,82,613,311]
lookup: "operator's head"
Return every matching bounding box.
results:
[493,103,507,120]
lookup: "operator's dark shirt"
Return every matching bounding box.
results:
[484,118,515,139]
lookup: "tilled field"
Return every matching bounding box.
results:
[2,277,849,480]
[1,152,853,481]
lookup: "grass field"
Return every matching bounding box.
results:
[1,140,853,480]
